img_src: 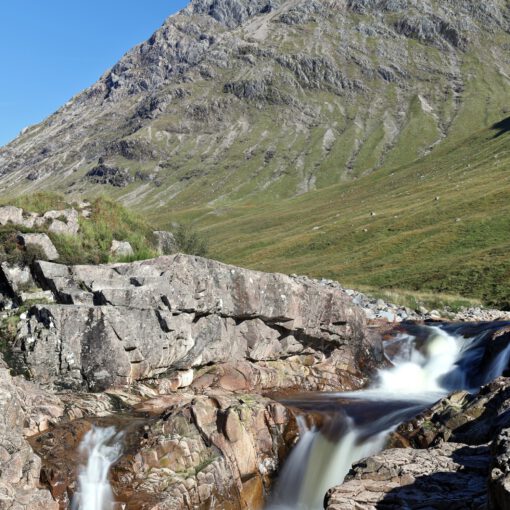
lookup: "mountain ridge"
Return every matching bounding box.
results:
[0,0,508,207]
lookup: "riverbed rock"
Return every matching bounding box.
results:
[0,366,63,510]
[31,391,297,510]
[325,442,490,509]
[10,255,374,391]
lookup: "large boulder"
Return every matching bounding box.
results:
[11,255,373,391]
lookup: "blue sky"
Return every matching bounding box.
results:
[0,1,189,147]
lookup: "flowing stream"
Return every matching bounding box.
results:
[70,322,510,510]
[72,426,123,510]
[268,322,510,510]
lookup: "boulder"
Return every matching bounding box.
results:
[0,262,36,295]
[16,233,59,261]
[110,240,134,258]
[45,209,80,236]
[0,206,23,226]
[153,230,177,255]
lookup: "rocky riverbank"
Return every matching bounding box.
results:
[1,251,510,509]
[0,253,381,509]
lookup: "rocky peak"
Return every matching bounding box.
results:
[186,0,281,28]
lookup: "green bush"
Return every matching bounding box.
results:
[174,223,209,257]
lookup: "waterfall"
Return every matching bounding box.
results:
[72,426,123,510]
[268,323,510,510]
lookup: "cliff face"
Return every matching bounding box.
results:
[0,0,509,210]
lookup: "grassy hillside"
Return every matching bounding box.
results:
[151,117,510,308]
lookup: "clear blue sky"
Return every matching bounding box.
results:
[0,1,189,147]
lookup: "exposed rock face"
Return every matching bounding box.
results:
[0,0,508,211]
[325,442,490,509]
[11,254,371,391]
[32,391,295,509]
[0,366,62,510]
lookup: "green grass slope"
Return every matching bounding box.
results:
[153,117,510,308]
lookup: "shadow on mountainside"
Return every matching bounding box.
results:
[492,116,510,138]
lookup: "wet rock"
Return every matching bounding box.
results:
[32,392,296,510]
[390,376,510,450]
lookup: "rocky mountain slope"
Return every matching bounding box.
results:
[0,0,509,209]
[1,0,510,305]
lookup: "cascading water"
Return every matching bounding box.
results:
[268,322,510,510]
[72,426,123,510]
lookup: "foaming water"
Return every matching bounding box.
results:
[267,322,510,510]
[72,427,123,510]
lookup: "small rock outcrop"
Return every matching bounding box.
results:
[153,230,177,255]
[0,206,80,236]
[17,233,59,261]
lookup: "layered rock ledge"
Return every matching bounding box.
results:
[9,254,373,392]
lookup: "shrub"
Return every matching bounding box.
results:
[174,223,209,257]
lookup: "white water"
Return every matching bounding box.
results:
[72,427,123,510]
[268,324,510,510]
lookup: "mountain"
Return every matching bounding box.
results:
[0,0,509,304]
